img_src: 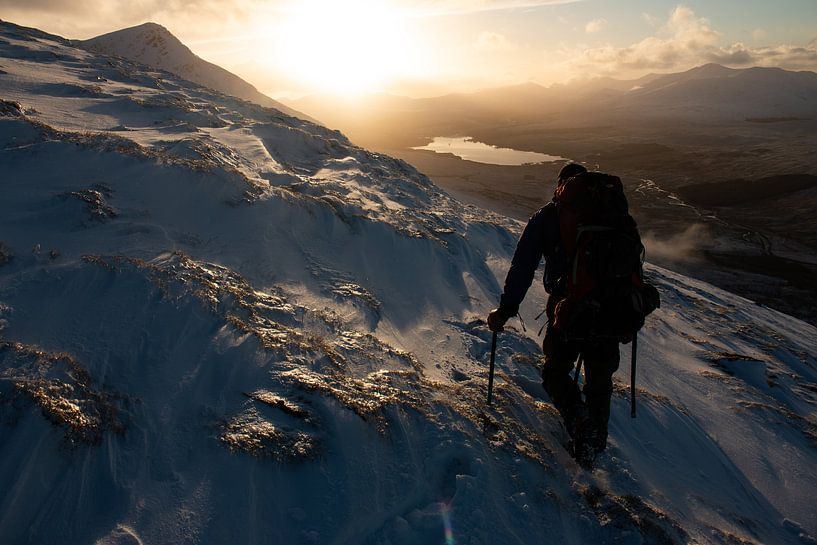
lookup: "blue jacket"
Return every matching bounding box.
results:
[498,202,567,317]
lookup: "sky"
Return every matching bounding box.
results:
[1,0,816,98]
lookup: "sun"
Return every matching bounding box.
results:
[279,0,414,96]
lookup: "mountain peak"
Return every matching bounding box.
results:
[132,21,168,31]
[87,21,175,39]
[683,63,736,77]
[78,23,314,122]
[84,21,185,53]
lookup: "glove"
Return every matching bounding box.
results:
[487,308,510,332]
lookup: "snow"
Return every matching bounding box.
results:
[1,19,817,545]
[77,22,314,123]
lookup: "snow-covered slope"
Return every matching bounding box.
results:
[78,22,315,123]
[2,20,817,545]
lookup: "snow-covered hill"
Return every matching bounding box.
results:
[1,20,817,545]
[566,63,817,119]
[615,64,817,118]
[78,22,314,123]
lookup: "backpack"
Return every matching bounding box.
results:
[550,171,660,343]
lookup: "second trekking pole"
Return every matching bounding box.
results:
[487,331,497,406]
[630,333,638,418]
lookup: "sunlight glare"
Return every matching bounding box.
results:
[280,0,414,95]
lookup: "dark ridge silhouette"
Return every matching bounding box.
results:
[677,174,817,207]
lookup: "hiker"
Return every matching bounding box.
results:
[487,163,657,468]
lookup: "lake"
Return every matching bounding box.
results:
[412,136,566,166]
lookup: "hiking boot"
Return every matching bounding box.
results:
[563,406,597,469]
[572,408,611,469]
[573,435,597,470]
[562,404,588,443]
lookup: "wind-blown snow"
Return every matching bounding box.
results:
[1,20,816,545]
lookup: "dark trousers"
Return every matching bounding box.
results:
[542,326,620,449]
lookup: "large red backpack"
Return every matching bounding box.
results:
[551,172,659,342]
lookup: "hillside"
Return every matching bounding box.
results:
[2,20,817,545]
[78,22,314,123]
[613,64,817,118]
[676,174,817,207]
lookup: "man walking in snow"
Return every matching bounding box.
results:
[487,163,650,469]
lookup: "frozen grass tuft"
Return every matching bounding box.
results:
[0,341,124,444]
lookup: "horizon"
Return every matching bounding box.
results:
[1,0,816,99]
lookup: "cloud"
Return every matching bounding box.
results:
[585,18,607,34]
[705,45,755,65]
[571,6,720,72]
[475,31,517,51]
[705,43,817,72]
[569,5,817,77]
[743,43,817,68]
[641,12,659,27]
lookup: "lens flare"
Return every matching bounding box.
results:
[440,502,456,545]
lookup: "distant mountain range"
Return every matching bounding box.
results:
[610,63,817,117]
[293,63,817,142]
[77,22,314,122]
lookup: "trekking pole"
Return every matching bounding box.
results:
[487,332,497,406]
[630,333,638,418]
[573,357,584,385]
